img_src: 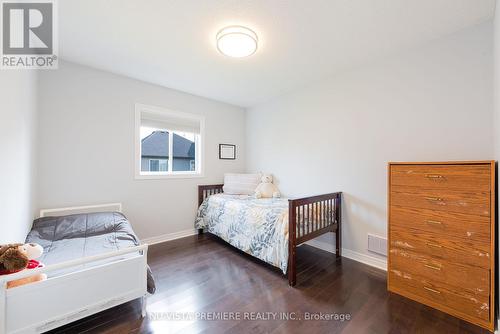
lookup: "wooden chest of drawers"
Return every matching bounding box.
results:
[388,161,495,331]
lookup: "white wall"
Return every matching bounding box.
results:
[495,0,500,159]
[37,61,246,240]
[493,2,499,330]
[247,22,494,266]
[0,71,38,243]
[494,2,500,190]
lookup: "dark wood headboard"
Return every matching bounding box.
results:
[198,184,224,206]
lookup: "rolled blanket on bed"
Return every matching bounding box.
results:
[26,212,156,294]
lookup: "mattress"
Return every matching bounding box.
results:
[26,211,156,294]
[195,193,290,273]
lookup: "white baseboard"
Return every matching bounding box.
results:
[341,248,387,271]
[304,239,387,271]
[142,229,388,272]
[305,239,336,253]
[141,228,198,245]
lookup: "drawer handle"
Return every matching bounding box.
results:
[424,286,441,294]
[426,242,442,249]
[425,174,444,179]
[425,220,442,225]
[425,197,443,202]
[424,264,441,271]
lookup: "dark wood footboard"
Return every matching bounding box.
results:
[197,184,342,287]
[288,192,342,286]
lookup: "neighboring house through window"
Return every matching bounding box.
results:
[141,131,195,172]
[148,158,168,172]
[135,104,204,179]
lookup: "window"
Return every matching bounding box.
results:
[149,159,159,171]
[135,104,204,179]
[149,159,168,172]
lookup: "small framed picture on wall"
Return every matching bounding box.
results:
[219,144,236,160]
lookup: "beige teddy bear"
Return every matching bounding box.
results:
[255,174,281,199]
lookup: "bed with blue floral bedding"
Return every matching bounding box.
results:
[195,193,290,273]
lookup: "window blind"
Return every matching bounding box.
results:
[141,110,201,133]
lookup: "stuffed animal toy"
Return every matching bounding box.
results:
[0,243,47,289]
[255,174,281,199]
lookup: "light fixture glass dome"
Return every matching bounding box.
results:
[216,25,258,58]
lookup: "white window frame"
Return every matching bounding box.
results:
[135,103,205,179]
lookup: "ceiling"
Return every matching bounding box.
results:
[59,0,495,108]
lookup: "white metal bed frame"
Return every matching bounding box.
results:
[1,203,148,334]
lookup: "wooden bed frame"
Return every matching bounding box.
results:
[198,185,342,286]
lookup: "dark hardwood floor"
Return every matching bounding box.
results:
[48,234,491,334]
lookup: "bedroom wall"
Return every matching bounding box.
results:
[493,3,499,330]
[0,71,38,243]
[246,22,494,268]
[36,61,246,240]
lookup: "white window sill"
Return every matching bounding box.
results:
[135,172,205,180]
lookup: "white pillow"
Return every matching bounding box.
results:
[223,173,261,195]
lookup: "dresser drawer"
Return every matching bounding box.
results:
[390,164,490,191]
[390,227,491,268]
[388,161,495,331]
[389,270,490,322]
[391,186,490,217]
[390,206,490,243]
[390,248,489,296]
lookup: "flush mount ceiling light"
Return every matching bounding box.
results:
[216,25,258,58]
